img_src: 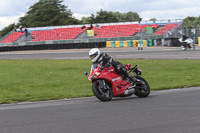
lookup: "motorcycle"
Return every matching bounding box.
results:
[179,38,195,51]
[84,63,150,101]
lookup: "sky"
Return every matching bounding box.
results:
[0,0,199,30]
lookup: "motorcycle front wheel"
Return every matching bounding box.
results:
[191,44,195,50]
[92,80,113,101]
[134,76,150,98]
[181,45,186,51]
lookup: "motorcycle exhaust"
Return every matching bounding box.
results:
[124,86,135,95]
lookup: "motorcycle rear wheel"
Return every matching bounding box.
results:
[92,80,113,101]
[134,76,150,98]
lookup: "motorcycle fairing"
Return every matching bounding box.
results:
[89,65,132,97]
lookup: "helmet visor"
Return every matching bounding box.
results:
[90,52,98,60]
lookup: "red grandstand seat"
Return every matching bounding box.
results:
[0,32,24,43]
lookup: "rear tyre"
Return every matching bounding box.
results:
[134,76,150,98]
[92,80,113,101]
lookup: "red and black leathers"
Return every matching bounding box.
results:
[93,52,133,81]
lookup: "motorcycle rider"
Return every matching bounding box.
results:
[179,35,193,47]
[89,48,140,85]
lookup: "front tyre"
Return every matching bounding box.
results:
[181,45,186,51]
[191,44,195,50]
[92,80,113,101]
[134,76,150,98]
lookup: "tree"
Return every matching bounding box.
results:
[94,9,118,23]
[118,12,141,22]
[0,23,15,37]
[19,0,80,27]
[81,14,96,24]
[112,11,141,22]
[81,10,142,24]
[81,9,119,24]
[183,16,200,28]
[149,18,157,22]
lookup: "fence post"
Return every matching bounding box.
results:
[162,27,166,38]
[184,26,188,37]
[57,33,60,40]
[37,34,39,41]
[191,25,195,43]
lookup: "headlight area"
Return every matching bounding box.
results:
[91,72,101,80]
[95,72,101,76]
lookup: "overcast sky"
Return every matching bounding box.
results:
[0,0,199,30]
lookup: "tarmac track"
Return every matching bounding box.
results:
[0,46,199,59]
[1,87,200,133]
[0,46,200,133]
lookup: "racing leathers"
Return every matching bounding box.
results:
[93,52,136,84]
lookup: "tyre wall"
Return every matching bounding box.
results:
[0,42,106,52]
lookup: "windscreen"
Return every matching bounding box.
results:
[90,63,98,73]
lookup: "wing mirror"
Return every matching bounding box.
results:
[84,72,89,76]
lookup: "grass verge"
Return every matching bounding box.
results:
[0,59,200,104]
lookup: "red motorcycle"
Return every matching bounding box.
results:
[85,64,150,101]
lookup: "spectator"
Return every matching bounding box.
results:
[168,30,172,36]
[19,25,23,33]
[88,24,93,30]
[178,29,182,35]
[14,27,17,32]
[24,27,28,37]
[152,26,155,32]
[81,25,86,29]
[96,24,101,29]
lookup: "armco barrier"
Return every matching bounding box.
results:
[147,39,152,47]
[106,41,111,47]
[123,41,128,47]
[115,41,120,47]
[111,41,115,48]
[106,40,153,48]
[143,40,147,47]
[133,40,138,47]
[198,37,200,46]
[120,41,123,47]
[127,40,133,47]
[106,41,116,48]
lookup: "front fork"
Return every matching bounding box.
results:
[97,80,105,90]
[96,79,111,97]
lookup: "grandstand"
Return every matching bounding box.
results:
[93,24,159,38]
[0,20,183,44]
[0,32,24,43]
[31,27,87,41]
[154,23,182,35]
[0,20,186,52]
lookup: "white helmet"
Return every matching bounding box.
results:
[89,48,101,62]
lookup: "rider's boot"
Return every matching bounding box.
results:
[126,73,143,85]
[120,66,144,85]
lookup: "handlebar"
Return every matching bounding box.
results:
[128,65,137,73]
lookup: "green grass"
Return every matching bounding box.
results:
[0,59,200,104]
